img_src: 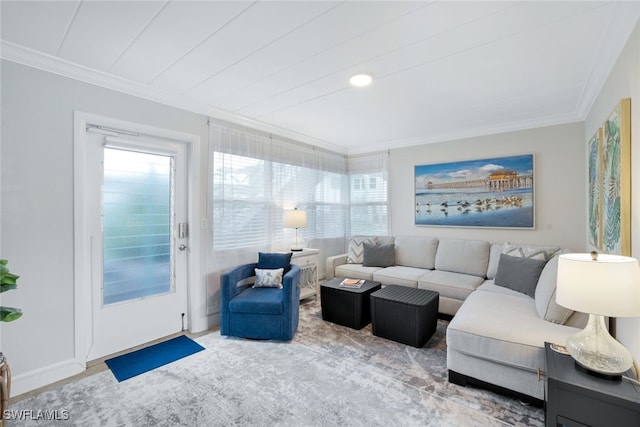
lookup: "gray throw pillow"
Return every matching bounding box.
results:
[362,242,395,267]
[494,253,547,297]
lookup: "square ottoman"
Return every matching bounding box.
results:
[321,278,382,329]
[370,285,439,348]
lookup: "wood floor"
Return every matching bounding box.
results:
[10,327,217,405]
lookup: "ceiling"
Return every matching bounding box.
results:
[1,1,639,154]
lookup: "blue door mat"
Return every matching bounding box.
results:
[105,335,205,382]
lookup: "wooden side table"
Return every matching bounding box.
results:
[545,342,640,426]
[0,353,11,427]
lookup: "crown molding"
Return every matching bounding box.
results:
[576,3,640,119]
[0,40,348,155]
[345,112,582,155]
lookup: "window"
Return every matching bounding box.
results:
[209,123,389,258]
[210,124,348,252]
[348,153,389,236]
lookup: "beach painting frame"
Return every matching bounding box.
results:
[600,98,631,256]
[415,154,534,228]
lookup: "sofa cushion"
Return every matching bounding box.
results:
[346,236,378,263]
[535,253,575,324]
[494,254,546,297]
[335,263,383,281]
[373,266,423,287]
[417,270,484,300]
[229,287,284,314]
[362,242,395,267]
[434,239,490,277]
[502,243,561,261]
[447,289,581,372]
[394,236,438,269]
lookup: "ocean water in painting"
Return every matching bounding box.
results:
[415,188,533,227]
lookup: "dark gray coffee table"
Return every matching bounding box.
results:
[320,278,381,329]
[370,285,439,347]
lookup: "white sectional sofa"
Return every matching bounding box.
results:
[326,235,587,402]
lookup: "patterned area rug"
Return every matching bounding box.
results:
[10,299,543,426]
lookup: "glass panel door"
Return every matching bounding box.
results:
[102,148,174,305]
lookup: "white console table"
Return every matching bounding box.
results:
[291,248,319,300]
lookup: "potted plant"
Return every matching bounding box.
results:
[1,259,20,423]
[0,259,21,322]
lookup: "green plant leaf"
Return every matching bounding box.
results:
[0,259,8,266]
[0,283,17,293]
[0,306,23,322]
[0,273,19,286]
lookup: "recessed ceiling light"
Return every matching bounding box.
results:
[349,73,373,87]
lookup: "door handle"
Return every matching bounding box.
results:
[178,244,188,251]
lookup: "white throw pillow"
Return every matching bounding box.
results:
[502,242,561,261]
[534,254,574,324]
[346,236,378,264]
[253,268,284,288]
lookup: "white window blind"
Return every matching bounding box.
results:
[210,123,348,252]
[348,152,389,236]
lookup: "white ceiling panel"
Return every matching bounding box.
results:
[1,0,638,154]
[188,1,427,105]
[219,2,514,114]
[150,1,339,94]
[57,1,165,71]
[236,1,607,119]
[0,0,79,55]
[108,1,251,84]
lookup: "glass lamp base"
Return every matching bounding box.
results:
[565,314,633,380]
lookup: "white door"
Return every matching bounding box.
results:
[84,131,189,360]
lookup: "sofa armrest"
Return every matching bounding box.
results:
[326,254,348,280]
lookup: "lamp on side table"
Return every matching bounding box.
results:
[556,252,640,380]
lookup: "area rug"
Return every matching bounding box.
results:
[105,335,205,382]
[11,300,543,426]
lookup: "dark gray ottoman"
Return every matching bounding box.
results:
[321,278,381,329]
[370,286,439,348]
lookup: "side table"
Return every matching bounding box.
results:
[320,278,381,329]
[545,342,640,426]
[290,248,319,300]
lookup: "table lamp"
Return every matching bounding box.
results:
[284,208,307,251]
[556,252,640,379]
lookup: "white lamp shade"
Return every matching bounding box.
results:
[557,253,640,317]
[284,209,308,229]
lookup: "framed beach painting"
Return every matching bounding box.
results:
[415,154,534,228]
[588,128,603,249]
[601,98,631,256]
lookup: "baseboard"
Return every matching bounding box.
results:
[11,359,85,398]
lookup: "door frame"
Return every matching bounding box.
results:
[73,111,202,366]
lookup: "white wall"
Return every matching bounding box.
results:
[389,122,586,251]
[584,21,640,363]
[0,60,212,395]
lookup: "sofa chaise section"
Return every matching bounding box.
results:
[446,282,582,401]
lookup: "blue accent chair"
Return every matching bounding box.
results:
[221,263,301,340]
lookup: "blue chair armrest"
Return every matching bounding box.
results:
[282,264,301,315]
[282,264,301,297]
[221,262,258,306]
